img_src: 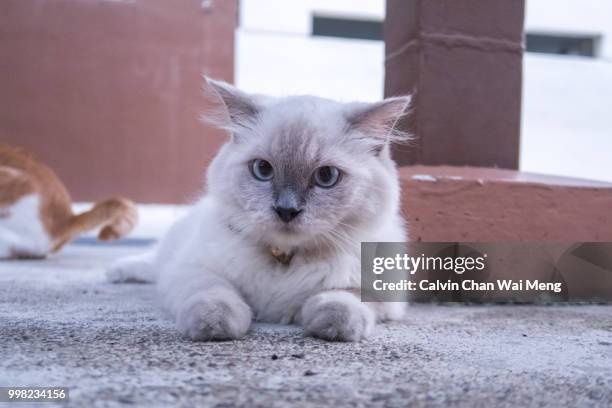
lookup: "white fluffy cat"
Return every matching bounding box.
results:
[108,78,411,342]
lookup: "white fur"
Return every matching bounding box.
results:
[0,194,51,259]
[107,251,156,283]
[110,195,405,340]
[108,82,409,342]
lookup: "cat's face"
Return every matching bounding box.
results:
[204,79,410,250]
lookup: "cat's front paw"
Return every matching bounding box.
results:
[301,291,375,342]
[106,253,156,284]
[177,292,252,341]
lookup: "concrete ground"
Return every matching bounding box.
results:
[1,245,611,408]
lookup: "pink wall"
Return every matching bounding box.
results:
[0,0,236,203]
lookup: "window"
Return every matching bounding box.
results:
[312,15,383,41]
[525,33,598,57]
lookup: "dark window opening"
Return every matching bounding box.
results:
[526,33,598,57]
[312,15,383,41]
[310,18,599,58]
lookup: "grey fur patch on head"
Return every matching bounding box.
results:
[203,78,411,254]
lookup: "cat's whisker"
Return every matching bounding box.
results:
[335,221,364,235]
[325,228,360,256]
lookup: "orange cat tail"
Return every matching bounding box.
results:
[52,198,138,251]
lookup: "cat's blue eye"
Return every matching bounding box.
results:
[313,166,341,188]
[250,159,274,181]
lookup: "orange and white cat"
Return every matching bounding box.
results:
[0,144,137,259]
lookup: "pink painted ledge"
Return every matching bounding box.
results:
[399,165,612,242]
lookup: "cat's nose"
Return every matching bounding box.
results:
[274,188,302,223]
[274,206,302,223]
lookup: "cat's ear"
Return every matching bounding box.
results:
[346,95,412,152]
[203,76,260,135]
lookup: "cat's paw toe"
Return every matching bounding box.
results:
[177,294,252,341]
[106,257,153,284]
[106,262,127,283]
[106,260,131,283]
[302,293,374,342]
[98,226,120,241]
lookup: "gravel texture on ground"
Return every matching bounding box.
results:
[1,245,611,407]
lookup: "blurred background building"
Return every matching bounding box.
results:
[237,0,612,183]
[1,0,611,212]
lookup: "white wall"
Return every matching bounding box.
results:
[236,31,384,101]
[525,0,612,59]
[236,0,385,101]
[240,0,384,35]
[521,54,612,182]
